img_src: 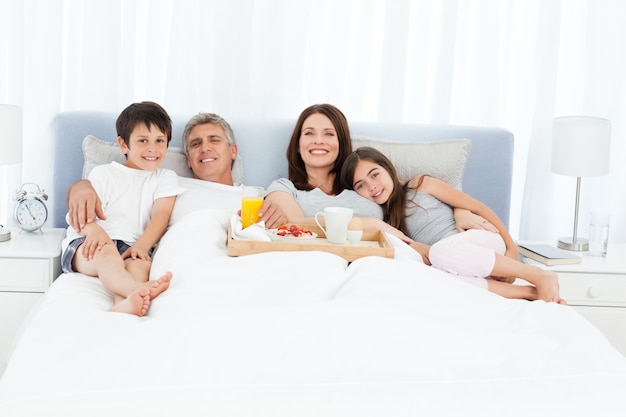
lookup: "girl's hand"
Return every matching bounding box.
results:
[409,241,431,265]
[453,208,498,233]
[360,217,414,243]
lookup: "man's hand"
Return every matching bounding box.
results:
[67,180,106,232]
[258,199,289,229]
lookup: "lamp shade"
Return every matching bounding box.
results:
[0,104,23,165]
[551,116,611,177]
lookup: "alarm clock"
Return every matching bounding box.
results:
[14,183,49,232]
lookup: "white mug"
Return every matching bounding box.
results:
[314,207,354,244]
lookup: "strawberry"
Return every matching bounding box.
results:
[273,224,314,238]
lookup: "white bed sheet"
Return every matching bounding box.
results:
[2,210,626,416]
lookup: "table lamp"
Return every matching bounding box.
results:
[551,116,611,251]
[0,104,23,242]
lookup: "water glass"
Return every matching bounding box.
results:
[588,212,610,257]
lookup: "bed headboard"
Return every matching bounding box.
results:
[52,112,514,229]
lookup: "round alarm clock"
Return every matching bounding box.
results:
[14,183,49,232]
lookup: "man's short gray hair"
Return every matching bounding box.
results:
[182,113,236,155]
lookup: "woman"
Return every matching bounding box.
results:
[263,103,398,236]
[340,146,565,303]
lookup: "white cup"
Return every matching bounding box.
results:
[314,207,354,244]
[347,230,363,245]
[588,212,610,257]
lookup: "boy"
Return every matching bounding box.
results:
[61,101,185,316]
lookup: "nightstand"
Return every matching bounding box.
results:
[520,243,626,357]
[0,228,66,375]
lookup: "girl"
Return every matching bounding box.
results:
[340,146,565,304]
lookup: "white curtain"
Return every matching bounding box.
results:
[2,0,624,242]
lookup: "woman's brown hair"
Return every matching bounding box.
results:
[286,104,353,195]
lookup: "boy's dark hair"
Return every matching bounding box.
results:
[115,101,172,146]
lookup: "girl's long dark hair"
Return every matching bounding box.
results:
[340,147,423,236]
[286,104,353,195]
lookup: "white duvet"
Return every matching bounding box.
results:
[1,209,626,416]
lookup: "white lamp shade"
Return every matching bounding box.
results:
[0,104,23,165]
[551,116,611,177]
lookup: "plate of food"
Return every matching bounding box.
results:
[267,224,318,242]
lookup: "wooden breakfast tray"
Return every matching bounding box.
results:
[227,224,394,262]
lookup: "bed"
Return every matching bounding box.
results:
[1,112,625,416]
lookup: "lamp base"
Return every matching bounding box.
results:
[0,226,10,242]
[557,236,588,251]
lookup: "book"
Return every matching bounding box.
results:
[517,243,582,266]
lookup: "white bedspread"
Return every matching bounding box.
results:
[1,210,625,416]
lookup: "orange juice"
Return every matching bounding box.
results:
[241,196,264,228]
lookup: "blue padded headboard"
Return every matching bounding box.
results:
[52,112,513,229]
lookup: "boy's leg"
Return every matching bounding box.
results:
[72,242,172,315]
[109,287,151,316]
[124,258,151,283]
[73,243,156,300]
[124,258,172,299]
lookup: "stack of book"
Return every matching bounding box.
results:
[517,243,582,266]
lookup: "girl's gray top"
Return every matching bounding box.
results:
[405,191,457,246]
[266,178,383,218]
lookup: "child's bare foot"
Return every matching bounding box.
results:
[148,271,172,300]
[535,270,561,303]
[110,287,151,316]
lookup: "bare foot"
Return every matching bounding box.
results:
[535,270,561,303]
[148,271,172,300]
[110,287,151,316]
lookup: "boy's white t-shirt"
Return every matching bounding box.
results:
[62,162,185,251]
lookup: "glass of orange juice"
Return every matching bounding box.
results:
[241,186,264,228]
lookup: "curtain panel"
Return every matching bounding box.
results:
[1,0,624,241]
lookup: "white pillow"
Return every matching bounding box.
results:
[82,135,244,184]
[351,136,471,189]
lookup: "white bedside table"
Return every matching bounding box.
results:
[0,228,66,375]
[520,242,626,357]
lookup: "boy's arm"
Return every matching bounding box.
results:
[123,196,177,261]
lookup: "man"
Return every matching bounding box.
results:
[67,112,286,231]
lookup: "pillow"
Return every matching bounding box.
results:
[82,135,244,184]
[351,136,471,189]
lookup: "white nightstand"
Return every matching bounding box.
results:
[520,243,626,357]
[0,228,66,375]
